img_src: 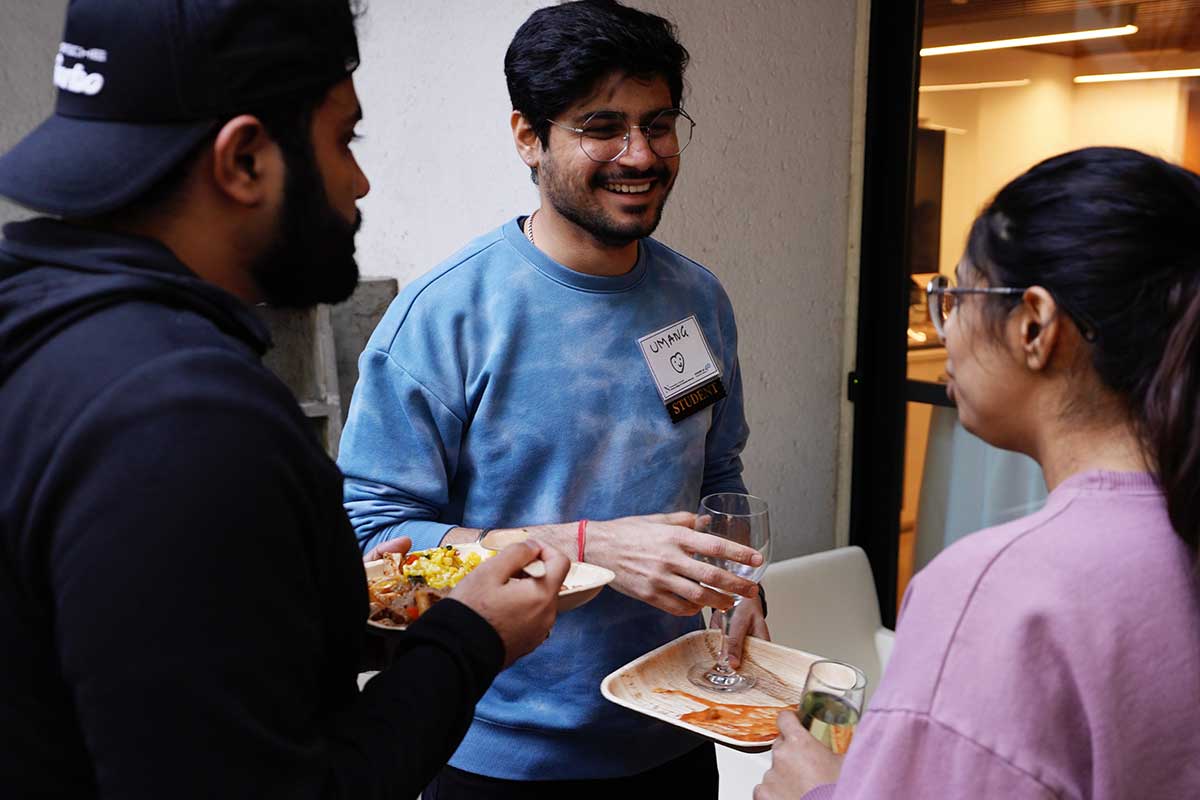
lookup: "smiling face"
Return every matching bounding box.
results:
[536,72,680,247]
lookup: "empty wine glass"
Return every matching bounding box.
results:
[687,492,771,693]
[798,659,866,754]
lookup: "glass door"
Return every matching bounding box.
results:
[853,0,1200,624]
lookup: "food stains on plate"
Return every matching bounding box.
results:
[654,689,798,743]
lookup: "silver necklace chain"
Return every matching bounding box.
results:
[524,210,537,245]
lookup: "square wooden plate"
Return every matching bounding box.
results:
[601,629,824,752]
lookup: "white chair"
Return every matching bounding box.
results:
[915,406,1046,573]
[717,546,895,800]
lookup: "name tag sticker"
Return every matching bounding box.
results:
[637,315,725,423]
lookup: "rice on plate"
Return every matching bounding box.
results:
[367,545,493,627]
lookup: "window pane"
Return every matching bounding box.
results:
[899,0,1200,607]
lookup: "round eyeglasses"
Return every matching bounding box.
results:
[924,274,1026,340]
[546,108,695,163]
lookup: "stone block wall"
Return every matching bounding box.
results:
[260,277,398,457]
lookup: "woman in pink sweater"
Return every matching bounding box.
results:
[759,147,1200,799]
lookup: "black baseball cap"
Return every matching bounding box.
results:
[0,0,360,218]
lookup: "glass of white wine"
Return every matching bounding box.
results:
[687,492,771,693]
[799,659,867,754]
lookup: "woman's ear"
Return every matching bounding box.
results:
[1015,286,1061,372]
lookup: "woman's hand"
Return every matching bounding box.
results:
[754,709,844,799]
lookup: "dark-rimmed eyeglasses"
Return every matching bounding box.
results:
[546,108,696,163]
[925,274,1026,340]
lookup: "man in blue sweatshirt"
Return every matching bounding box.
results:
[338,2,767,796]
[0,2,570,798]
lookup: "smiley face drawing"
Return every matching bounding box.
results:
[670,352,685,373]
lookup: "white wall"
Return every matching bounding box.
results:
[1071,78,1187,159]
[632,0,860,558]
[0,0,67,227]
[918,48,1189,277]
[0,0,865,560]
[350,1,545,277]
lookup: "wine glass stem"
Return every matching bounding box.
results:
[713,604,736,674]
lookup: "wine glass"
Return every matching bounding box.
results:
[798,659,866,754]
[687,492,771,693]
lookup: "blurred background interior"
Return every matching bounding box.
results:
[899,0,1200,608]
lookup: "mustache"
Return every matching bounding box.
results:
[591,167,671,185]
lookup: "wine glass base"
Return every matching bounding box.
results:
[687,663,757,693]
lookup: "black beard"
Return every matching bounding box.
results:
[252,147,361,309]
[544,163,674,248]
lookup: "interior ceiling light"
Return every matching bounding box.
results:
[921,25,1137,57]
[919,79,1032,92]
[1074,67,1200,83]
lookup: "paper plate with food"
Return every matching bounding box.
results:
[365,542,615,630]
[365,544,491,629]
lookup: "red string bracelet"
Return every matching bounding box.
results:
[577,519,588,562]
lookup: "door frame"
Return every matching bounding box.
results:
[847,0,923,628]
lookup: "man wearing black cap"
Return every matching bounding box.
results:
[0,1,570,797]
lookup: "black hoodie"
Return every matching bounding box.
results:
[0,218,502,799]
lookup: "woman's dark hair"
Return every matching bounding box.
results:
[966,146,1200,559]
[504,0,690,148]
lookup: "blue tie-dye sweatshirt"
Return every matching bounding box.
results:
[338,217,749,780]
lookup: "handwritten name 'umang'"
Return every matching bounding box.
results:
[649,324,690,353]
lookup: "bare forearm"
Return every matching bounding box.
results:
[448,512,763,619]
[440,526,483,546]
[522,522,575,558]
[443,522,575,556]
